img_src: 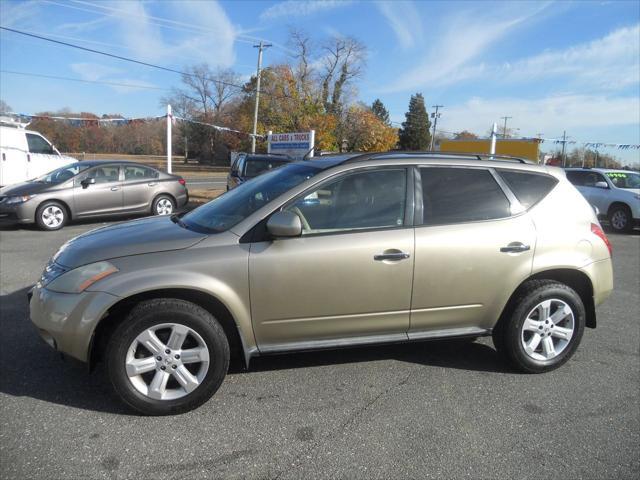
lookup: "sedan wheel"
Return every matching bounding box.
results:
[35,202,67,230]
[153,196,175,216]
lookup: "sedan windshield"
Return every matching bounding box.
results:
[34,163,92,184]
[606,172,640,189]
[182,163,321,233]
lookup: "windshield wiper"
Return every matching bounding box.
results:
[170,213,189,230]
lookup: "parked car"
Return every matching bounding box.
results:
[0,160,188,230]
[227,153,292,190]
[0,123,77,187]
[565,167,640,233]
[29,152,613,415]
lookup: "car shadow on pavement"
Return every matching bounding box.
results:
[0,287,132,415]
[246,337,512,375]
[1,286,510,415]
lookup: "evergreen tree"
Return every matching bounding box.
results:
[398,93,431,150]
[370,98,390,125]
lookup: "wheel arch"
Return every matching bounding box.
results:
[607,201,632,216]
[499,268,596,330]
[90,288,250,372]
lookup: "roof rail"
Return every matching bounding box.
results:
[340,150,531,165]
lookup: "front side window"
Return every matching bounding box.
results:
[123,165,159,181]
[497,169,558,208]
[568,171,607,187]
[285,169,407,235]
[76,165,120,185]
[182,163,322,233]
[606,171,640,189]
[26,134,54,154]
[34,163,92,185]
[420,167,510,225]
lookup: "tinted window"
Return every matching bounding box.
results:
[566,170,606,187]
[76,165,120,184]
[123,165,159,181]
[420,168,510,225]
[244,158,289,177]
[286,169,406,234]
[26,134,54,154]
[182,163,321,233]
[35,162,91,184]
[497,170,558,208]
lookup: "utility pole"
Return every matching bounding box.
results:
[251,41,272,153]
[500,116,512,138]
[561,130,567,167]
[430,105,443,151]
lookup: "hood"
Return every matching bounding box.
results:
[54,215,207,268]
[0,181,56,196]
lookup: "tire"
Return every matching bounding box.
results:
[35,201,68,230]
[493,280,585,373]
[106,298,230,415]
[608,205,632,233]
[152,195,175,216]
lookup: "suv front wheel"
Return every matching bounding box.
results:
[494,280,585,373]
[106,298,230,415]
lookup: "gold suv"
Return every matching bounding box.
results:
[30,153,614,415]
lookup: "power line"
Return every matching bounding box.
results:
[0,26,291,101]
[0,69,170,91]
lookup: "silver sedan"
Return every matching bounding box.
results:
[0,160,189,230]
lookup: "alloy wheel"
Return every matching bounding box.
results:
[41,205,64,228]
[125,323,210,400]
[611,210,628,231]
[520,299,575,361]
[156,198,174,215]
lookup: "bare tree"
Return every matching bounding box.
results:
[320,36,366,114]
[0,99,12,114]
[289,29,314,98]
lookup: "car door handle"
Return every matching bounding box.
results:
[374,251,411,261]
[111,186,120,191]
[500,242,530,253]
[148,182,157,187]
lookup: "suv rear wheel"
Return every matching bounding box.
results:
[494,280,585,373]
[106,298,229,415]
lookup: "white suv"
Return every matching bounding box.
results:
[566,168,640,233]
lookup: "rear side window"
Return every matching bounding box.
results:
[123,165,159,181]
[497,170,558,208]
[26,133,54,154]
[566,170,606,187]
[420,168,510,225]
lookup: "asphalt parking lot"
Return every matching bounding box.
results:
[0,221,638,480]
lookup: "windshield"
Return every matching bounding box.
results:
[182,163,321,233]
[34,162,91,184]
[244,158,289,178]
[606,172,640,189]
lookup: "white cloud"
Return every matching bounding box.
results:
[497,24,640,90]
[436,94,640,137]
[260,0,351,21]
[375,1,422,49]
[70,63,123,82]
[380,3,549,92]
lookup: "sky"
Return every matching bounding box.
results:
[1,0,639,165]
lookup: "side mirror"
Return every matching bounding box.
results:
[81,177,96,189]
[267,211,302,238]
[594,181,608,189]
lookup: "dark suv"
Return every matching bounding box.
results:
[227,154,291,190]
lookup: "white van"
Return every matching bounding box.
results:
[0,122,77,187]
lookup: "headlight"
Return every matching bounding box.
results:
[47,261,119,293]
[5,194,36,204]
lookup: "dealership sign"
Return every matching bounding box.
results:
[267,130,315,159]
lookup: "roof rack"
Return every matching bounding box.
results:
[340,151,531,165]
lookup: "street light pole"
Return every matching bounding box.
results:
[430,105,443,151]
[251,41,271,153]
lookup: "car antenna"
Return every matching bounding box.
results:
[302,145,316,161]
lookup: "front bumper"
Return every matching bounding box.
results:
[29,284,119,362]
[0,200,37,224]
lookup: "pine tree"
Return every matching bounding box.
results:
[398,93,431,150]
[370,99,390,125]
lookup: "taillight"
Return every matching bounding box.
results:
[591,223,612,256]
[178,178,186,186]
